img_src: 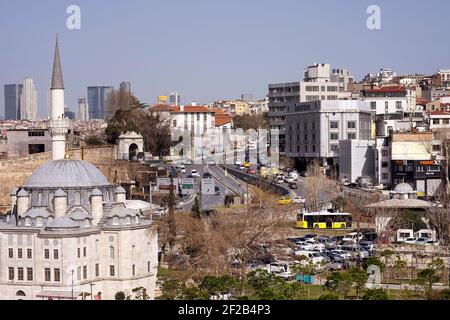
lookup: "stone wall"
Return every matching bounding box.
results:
[0,146,119,209]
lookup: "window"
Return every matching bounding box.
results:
[110,265,115,277]
[8,248,13,259]
[77,248,81,258]
[9,268,14,280]
[28,131,45,137]
[443,119,450,125]
[331,145,339,153]
[428,165,440,172]
[382,150,389,157]
[83,247,87,257]
[95,263,100,277]
[433,119,440,125]
[347,121,356,129]
[382,173,389,180]
[172,119,177,127]
[83,266,87,280]
[370,102,376,110]
[18,268,24,281]
[110,246,115,259]
[53,249,58,260]
[417,165,425,172]
[433,145,441,152]
[330,133,339,141]
[385,101,389,109]
[27,268,33,281]
[132,265,136,276]
[147,262,151,273]
[396,101,403,110]
[44,268,51,281]
[44,249,50,259]
[77,267,81,281]
[347,133,356,140]
[382,162,389,168]
[54,269,61,282]
[330,121,339,129]
[17,249,23,259]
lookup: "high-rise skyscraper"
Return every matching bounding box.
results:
[169,92,181,106]
[4,84,23,120]
[78,97,88,121]
[87,86,113,120]
[120,81,131,94]
[20,78,38,120]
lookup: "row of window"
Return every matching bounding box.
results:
[288,132,357,142]
[8,248,33,259]
[305,86,338,92]
[8,267,35,281]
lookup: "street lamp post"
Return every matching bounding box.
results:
[71,270,74,300]
[90,283,95,300]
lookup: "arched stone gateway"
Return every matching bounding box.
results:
[117,131,144,160]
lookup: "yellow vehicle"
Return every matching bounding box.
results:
[278,196,292,205]
[259,166,269,179]
[296,211,352,229]
[244,162,251,168]
[269,167,279,176]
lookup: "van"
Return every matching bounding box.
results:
[396,229,414,243]
[415,229,437,242]
[342,232,363,243]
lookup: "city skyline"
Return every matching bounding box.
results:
[1,0,450,118]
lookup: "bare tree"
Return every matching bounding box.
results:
[104,88,133,121]
[303,160,324,211]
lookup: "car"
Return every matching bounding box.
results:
[276,176,284,184]
[300,171,310,177]
[425,240,440,246]
[359,241,374,252]
[296,243,315,251]
[246,168,257,175]
[342,232,364,243]
[330,249,352,260]
[215,186,220,195]
[292,196,306,204]
[295,251,327,265]
[404,237,418,244]
[202,172,212,179]
[328,262,344,271]
[285,177,295,184]
[191,170,200,178]
[239,166,246,171]
[415,237,429,245]
[289,183,298,190]
[278,197,292,205]
[304,234,317,240]
[180,166,187,174]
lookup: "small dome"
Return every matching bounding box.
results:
[54,189,67,197]
[91,188,103,196]
[24,208,52,218]
[115,186,126,194]
[17,189,28,197]
[394,183,414,194]
[108,205,138,218]
[68,208,93,221]
[47,216,80,230]
[25,160,110,188]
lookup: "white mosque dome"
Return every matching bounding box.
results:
[394,182,414,194]
[25,160,110,188]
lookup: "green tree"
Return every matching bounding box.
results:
[114,291,126,300]
[349,267,369,299]
[362,288,389,300]
[191,196,202,219]
[200,275,241,297]
[324,271,353,300]
[413,268,441,299]
[85,135,104,146]
[393,257,408,282]
[161,279,183,300]
[181,286,210,300]
[363,256,385,272]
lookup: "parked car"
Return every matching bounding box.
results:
[304,234,317,240]
[342,232,364,243]
[278,197,292,205]
[180,166,187,174]
[215,186,220,195]
[191,170,200,178]
[415,237,429,245]
[289,183,298,190]
[292,196,306,204]
[202,172,212,179]
[404,237,418,244]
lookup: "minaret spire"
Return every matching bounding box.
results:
[49,34,69,160]
[51,34,64,90]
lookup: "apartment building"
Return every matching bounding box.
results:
[268,63,354,153]
[361,85,410,115]
[284,100,372,170]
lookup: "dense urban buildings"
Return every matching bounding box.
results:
[87,86,113,120]
[20,78,37,121]
[4,84,23,120]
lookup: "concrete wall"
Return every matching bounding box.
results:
[0,146,117,208]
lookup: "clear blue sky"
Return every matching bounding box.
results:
[1,0,449,118]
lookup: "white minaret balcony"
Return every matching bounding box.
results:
[48,119,70,136]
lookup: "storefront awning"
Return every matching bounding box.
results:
[36,290,83,300]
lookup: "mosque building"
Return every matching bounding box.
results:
[0,37,158,300]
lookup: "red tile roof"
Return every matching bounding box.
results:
[215,116,232,127]
[171,106,213,113]
[431,111,450,116]
[149,104,173,112]
[364,85,406,93]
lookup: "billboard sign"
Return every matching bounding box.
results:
[157,178,179,194]
[201,178,215,195]
[181,178,195,195]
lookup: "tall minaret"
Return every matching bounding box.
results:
[49,35,69,160]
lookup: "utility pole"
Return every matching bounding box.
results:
[90,283,95,300]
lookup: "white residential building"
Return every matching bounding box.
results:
[361,86,409,115]
[339,140,375,184]
[284,100,372,167]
